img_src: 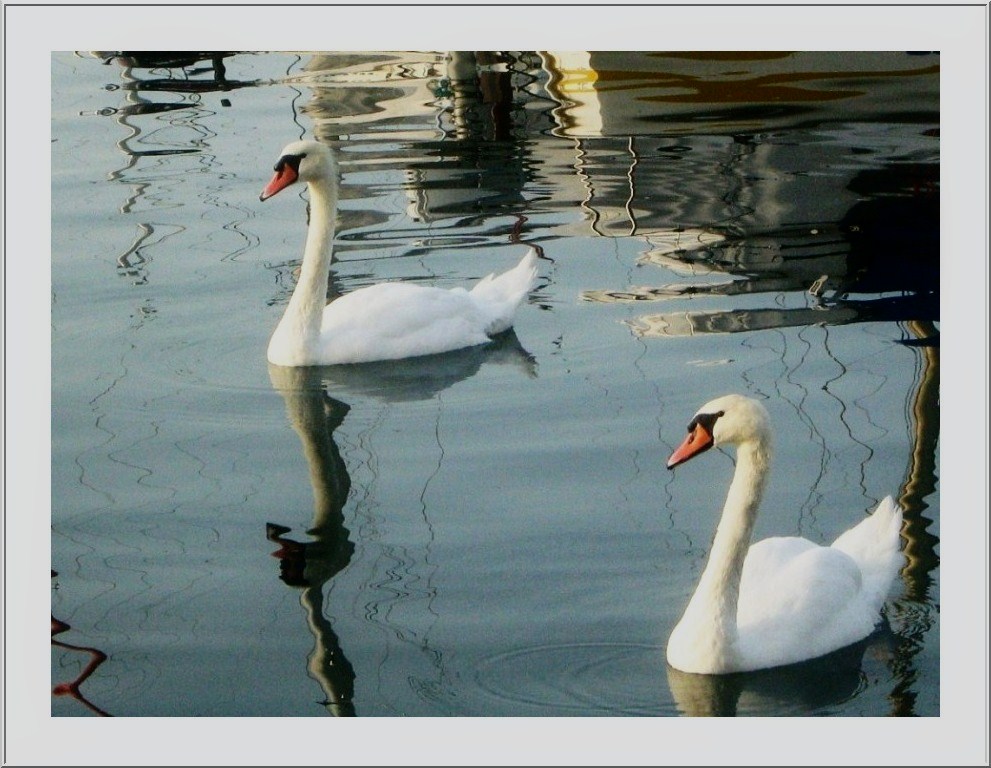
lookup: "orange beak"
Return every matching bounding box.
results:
[260,163,299,201]
[667,422,715,469]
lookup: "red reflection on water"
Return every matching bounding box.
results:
[51,571,113,717]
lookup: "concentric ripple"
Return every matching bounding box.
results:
[472,642,675,717]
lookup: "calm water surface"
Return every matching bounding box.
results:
[50,51,939,718]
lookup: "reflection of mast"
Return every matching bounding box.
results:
[896,319,940,601]
[883,319,939,717]
[267,365,357,716]
[446,51,517,142]
[114,222,185,286]
[116,222,154,283]
[100,57,195,285]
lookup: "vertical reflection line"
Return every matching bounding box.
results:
[821,324,875,504]
[631,308,686,557]
[884,320,939,716]
[896,320,940,601]
[349,402,403,712]
[414,393,445,687]
[282,54,308,141]
[573,138,601,235]
[715,135,757,229]
[418,395,443,623]
[787,324,831,533]
[624,136,637,238]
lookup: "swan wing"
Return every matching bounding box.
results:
[830,495,904,607]
[737,537,876,667]
[469,248,539,334]
[318,283,490,364]
[738,536,862,626]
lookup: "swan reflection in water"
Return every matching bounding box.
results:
[317,328,536,402]
[666,631,896,716]
[266,364,357,716]
[266,331,536,715]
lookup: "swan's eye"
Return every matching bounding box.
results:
[274,154,304,173]
[690,411,721,435]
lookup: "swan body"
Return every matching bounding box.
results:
[666,394,903,675]
[261,140,539,366]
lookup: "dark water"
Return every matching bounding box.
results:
[44,48,945,735]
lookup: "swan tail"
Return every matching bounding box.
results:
[831,495,904,609]
[470,247,539,335]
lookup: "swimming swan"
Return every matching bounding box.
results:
[260,140,538,366]
[666,394,904,674]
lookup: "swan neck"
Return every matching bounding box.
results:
[280,177,338,344]
[685,437,771,641]
[308,176,337,257]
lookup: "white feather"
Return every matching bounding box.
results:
[666,394,904,674]
[262,140,538,367]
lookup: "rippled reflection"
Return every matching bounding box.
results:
[265,333,537,715]
[319,330,536,402]
[51,571,113,717]
[545,52,938,346]
[666,639,874,716]
[267,366,358,716]
[51,50,941,718]
[582,143,938,341]
[542,51,939,137]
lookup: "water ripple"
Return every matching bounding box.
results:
[473,642,672,716]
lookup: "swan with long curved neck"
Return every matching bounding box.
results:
[260,140,539,366]
[666,394,904,675]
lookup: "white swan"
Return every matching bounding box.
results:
[260,139,539,366]
[665,394,904,675]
